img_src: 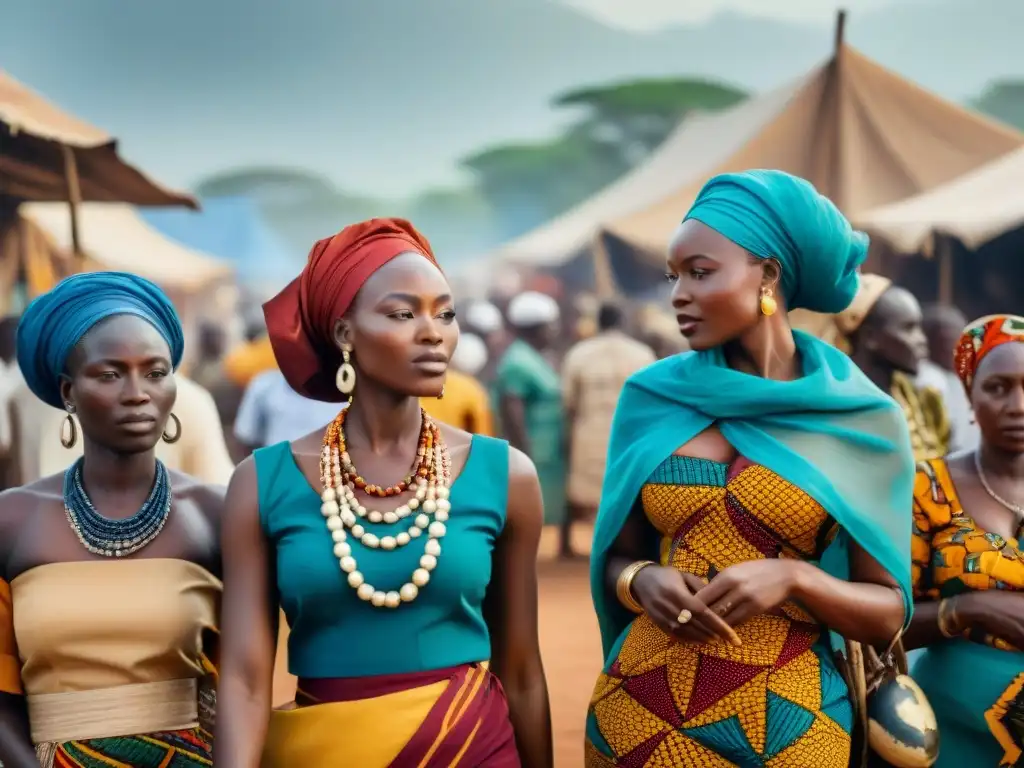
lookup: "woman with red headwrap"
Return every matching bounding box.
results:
[214,219,552,767]
[904,315,1024,767]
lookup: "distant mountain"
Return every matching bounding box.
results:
[2,0,1021,197]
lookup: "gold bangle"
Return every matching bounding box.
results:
[937,597,961,638]
[616,560,656,614]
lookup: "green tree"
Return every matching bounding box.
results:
[556,77,748,163]
[193,166,388,254]
[971,80,1024,131]
[462,77,747,237]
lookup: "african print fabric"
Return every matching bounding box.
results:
[36,727,211,767]
[954,314,1024,393]
[586,456,852,767]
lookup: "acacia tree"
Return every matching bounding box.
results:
[462,77,748,238]
[972,80,1024,131]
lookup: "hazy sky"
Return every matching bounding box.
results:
[564,0,896,30]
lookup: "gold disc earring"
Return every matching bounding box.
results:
[760,288,778,317]
[336,347,356,396]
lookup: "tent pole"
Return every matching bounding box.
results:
[937,235,954,306]
[834,9,847,52]
[60,144,82,258]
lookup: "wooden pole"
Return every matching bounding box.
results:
[937,235,954,306]
[60,144,82,258]
[834,9,847,52]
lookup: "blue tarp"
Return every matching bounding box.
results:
[140,196,299,289]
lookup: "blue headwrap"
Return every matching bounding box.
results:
[16,272,184,409]
[684,169,868,314]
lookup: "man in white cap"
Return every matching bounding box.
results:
[463,300,508,387]
[495,291,567,534]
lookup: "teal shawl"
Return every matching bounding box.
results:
[590,330,915,660]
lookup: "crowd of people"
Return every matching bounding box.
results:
[0,168,1019,768]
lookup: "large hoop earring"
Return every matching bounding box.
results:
[60,411,78,449]
[162,413,182,444]
[759,288,778,317]
[336,347,356,397]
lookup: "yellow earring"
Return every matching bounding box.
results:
[760,289,777,317]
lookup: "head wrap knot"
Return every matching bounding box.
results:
[263,217,440,402]
[684,170,868,314]
[954,314,1024,393]
[16,272,184,409]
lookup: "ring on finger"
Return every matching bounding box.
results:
[676,609,693,625]
[717,603,732,616]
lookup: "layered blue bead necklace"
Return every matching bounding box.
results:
[62,457,172,557]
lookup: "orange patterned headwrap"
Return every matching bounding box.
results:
[954,314,1024,393]
[263,218,440,402]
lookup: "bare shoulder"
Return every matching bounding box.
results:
[507,444,538,482]
[0,477,61,561]
[168,469,227,530]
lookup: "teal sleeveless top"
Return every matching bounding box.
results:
[254,434,509,678]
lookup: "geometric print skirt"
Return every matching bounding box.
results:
[585,613,853,767]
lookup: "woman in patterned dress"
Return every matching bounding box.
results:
[586,171,915,768]
[906,314,1024,767]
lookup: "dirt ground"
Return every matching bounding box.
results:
[271,524,601,767]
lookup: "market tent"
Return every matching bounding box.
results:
[598,41,1023,280]
[484,78,801,269]
[855,145,1024,253]
[0,70,196,208]
[20,202,230,292]
[139,196,300,293]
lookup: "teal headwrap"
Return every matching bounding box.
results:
[591,170,914,663]
[684,169,868,313]
[17,272,184,409]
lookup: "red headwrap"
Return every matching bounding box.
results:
[263,218,439,402]
[954,314,1024,393]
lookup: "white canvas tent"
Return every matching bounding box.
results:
[21,202,231,293]
[856,145,1024,253]
[598,38,1023,286]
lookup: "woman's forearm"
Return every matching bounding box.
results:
[903,601,944,651]
[503,676,553,768]
[790,560,905,647]
[212,676,271,767]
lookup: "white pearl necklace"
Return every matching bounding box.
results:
[320,424,451,609]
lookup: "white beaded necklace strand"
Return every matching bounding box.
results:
[320,415,451,608]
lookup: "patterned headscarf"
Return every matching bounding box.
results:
[954,314,1024,393]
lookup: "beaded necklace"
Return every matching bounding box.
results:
[63,457,172,557]
[320,408,451,608]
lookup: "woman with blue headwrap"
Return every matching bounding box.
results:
[0,273,222,768]
[585,171,925,768]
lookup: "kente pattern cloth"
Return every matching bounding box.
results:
[586,456,853,767]
[37,727,212,767]
[911,459,1024,767]
[954,315,1024,393]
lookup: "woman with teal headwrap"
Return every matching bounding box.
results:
[0,273,223,768]
[585,171,917,768]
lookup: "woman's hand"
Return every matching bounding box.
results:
[695,559,803,628]
[632,566,741,645]
[955,591,1024,648]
